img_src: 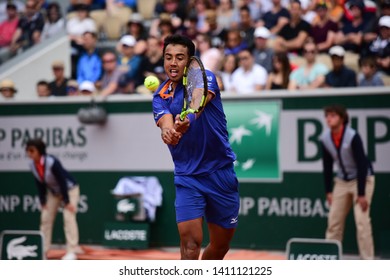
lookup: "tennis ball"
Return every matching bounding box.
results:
[144,76,160,91]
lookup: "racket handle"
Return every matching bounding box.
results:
[180,109,195,121]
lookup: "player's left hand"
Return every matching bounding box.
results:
[356,196,368,212]
[174,115,190,134]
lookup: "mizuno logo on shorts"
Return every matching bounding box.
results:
[230,216,238,224]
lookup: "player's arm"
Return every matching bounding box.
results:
[153,94,182,145]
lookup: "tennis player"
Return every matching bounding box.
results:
[152,34,239,260]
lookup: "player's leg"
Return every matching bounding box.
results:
[63,186,80,255]
[353,176,375,259]
[40,192,61,254]
[177,217,203,260]
[202,223,236,260]
[326,178,353,242]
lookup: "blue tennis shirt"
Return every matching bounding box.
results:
[152,70,236,176]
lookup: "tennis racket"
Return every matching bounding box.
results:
[179,56,208,121]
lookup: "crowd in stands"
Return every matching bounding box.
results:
[0,0,390,99]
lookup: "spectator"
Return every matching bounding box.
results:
[196,33,222,73]
[0,1,24,23]
[231,0,262,25]
[265,51,291,90]
[117,35,142,93]
[0,2,19,63]
[218,53,238,91]
[310,1,339,53]
[358,56,384,87]
[288,40,329,90]
[135,36,165,94]
[235,5,256,48]
[79,80,96,95]
[180,13,198,41]
[66,4,96,78]
[67,79,79,96]
[48,60,69,96]
[231,48,268,94]
[334,0,367,54]
[274,0,311,54]
[0,79,17,99]
[376,43,390,76]
[366,16,390,59]
[327,0,345,23]
[151,0,187,37]
[36,80,51,97]
[187,0,216,34]
[324,45,357,87]
[96,51,122,96]
[41,2,64,41]
[76,31,102,85]
[10,0,45,54]
[125,13,147,55]
[252,26,273,73]
[216,0,234,31]
[205,8,226,49]
[224,29,248,55]
[259,0,290,35]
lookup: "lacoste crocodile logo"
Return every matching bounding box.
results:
[7,236,38,260]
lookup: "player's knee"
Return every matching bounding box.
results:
[181,240,201,259]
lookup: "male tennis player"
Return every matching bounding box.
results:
[152,34,239,260]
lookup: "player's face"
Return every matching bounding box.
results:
[163,44,189,84]
[325,112,343,130]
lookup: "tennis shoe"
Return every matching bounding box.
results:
[61,252,77,260]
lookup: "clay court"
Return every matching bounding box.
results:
[47,246,287,260]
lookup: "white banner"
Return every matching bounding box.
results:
[0,260,387,280]
[0,114,173,171]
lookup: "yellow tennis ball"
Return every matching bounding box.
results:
[144,76,160,91]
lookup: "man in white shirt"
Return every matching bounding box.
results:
[231,48,268,94]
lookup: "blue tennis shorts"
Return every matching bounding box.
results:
[174,164,239,228]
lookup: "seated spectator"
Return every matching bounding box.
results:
[265,51,291,90]
[0,79,18,99]
[216,0,234,31]
[36,80,51,97]
[77,31,102,85]
[204,9,226,49]
[125,13,148,55]
[41,2,65,41]
[358,56,384,87]
[310,1,338,53]
[67,79,79,95]
[260,0,290,35]
[288,40,329,90]
[48,60,69,96]
[324,45,357,87]
[187,0,216,34]
[366,16,390,59]
[79,80,96,95]
[150,0,187,37]
[135,36,165,94]
[10,0,45,54]
[0,2,19,63]
[117,35,142,93]
[180,14,198,41]
[252,26,273,73]
[231,48,268,94]
[274,0,311,54]
[327,0,345,23]
[66,3,96,77]
[218,53,238,92]
[224,29,248,56]
[0,1,24,23]
[334,0,367,54]
[234,5,256,49]
[196,33,222,73]
[96,51,122,96]
[377,43,390,76]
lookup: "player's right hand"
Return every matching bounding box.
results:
[161,127,182,145]
[174,115,190,134]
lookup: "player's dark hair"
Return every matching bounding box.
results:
[25,138,47,155]
[324,104,349,124]
[163,34,195,57]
